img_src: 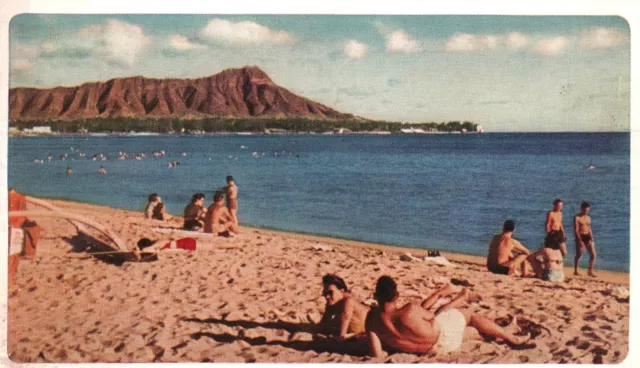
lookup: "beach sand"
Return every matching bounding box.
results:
[6,199,629,363]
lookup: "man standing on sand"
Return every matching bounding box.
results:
[365,276,530,357]
[574,201,596,277]
[225,176,239,226]
[545,199,567,257]
[204,192,239,237]
[487,220,531,276]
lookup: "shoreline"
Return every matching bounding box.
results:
[42,197,630,285]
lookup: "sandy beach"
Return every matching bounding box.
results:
[6,198,629,363]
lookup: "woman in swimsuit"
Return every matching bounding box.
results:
[317,274,369,339]
[527,242,565,283]
[152,203,172,221]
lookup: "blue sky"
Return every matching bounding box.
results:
[8,14,630,132]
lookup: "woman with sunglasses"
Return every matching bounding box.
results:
[316,274,370,340]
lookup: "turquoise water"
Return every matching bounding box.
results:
[8,133,630,272]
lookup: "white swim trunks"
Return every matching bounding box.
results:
[432,308,467,354]
[9,227,25,256]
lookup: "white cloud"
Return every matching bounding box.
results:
[344,40,367,59]
[580,27,628,50]
[168,34,202,51]
[78,19,151,67]
[9,43,41,72]
[386,29,421,53]
[198,18,294,45]
[444,33,503,52]
[506,32,529,50]
[533,36,568,56]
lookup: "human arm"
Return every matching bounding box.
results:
[574,216,585,248]
[545,211,552,233]
[511,239,530,255]
[420,284,457,311]
[337,298,357,339]
[316,306,334,335]
[367,331,384,358]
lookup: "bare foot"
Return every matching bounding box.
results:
[505,316,522,335]
[574,271,581,276]
[588,272,597,278]
[466,290,483,303]
[508,332,531,346]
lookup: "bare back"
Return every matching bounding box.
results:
[366,303,439,354]
[487,234,517,267]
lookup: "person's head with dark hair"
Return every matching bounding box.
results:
[553,198,563,210]
[137,238,157,250]
[213,191,225,203]
[374,275,398,304]
[580,201,591,214]
[148,193,159,203]
[322,274,349,305]
[503,220,516,233]
[191,193,205,204]
[226,176,234,184]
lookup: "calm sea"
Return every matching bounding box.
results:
[8,133,630,272]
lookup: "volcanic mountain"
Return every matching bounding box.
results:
[9,66,354,121]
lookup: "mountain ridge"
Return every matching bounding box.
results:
[9,66,356,121]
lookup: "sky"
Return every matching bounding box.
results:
[8,14,631,132]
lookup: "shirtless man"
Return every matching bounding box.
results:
[204,192,239,237]
[183,193,206,230]
[487,220,531,276]
[365,276,529,357]
[317,274,370,339]
[545,199,567,257]
[574,201,596,277]
[225,176,238,226]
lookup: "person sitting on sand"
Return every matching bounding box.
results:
[183,193,206,231]
[527,242,565,283]
[145,193,162,219]
[545,199,567,257]
[487,220,531,276]
[204,192,239,237]
[316,274,370,339]
[365,275,530,357]
[574,201,596,277]
[151,202,172,221]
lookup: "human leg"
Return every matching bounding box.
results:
[527,251,544,278]
[574,240,584,275]
[458,309,529,346]
[586,241,597,277]
[435,288,481,315]
[504,254,528,276]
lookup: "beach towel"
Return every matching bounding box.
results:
[161,237,197,251]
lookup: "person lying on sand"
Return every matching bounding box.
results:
[204,192,239,237]
[487,220,532,277]
[365,276,530,357]
[137,237,197,251]
[183,193,206,231]
[316,274,370,339]
[527,242,565,283]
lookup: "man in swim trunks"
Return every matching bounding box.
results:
[545,199,567,257]
[316,274,370,339]
[225,176,238,226]
[574,201,596,277]
[204,192,239,237]
[365,276,529,357]
[487,220,532,276]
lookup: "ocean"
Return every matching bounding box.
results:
[7,133,630,272]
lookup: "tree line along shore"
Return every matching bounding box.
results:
[9,117,480,135]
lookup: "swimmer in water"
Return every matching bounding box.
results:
[98,166,106,175]
[586,163,596,170]
[66,167,73,175]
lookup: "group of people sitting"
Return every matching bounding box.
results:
[144,176,240,237]
[317,274,530,357]
[487,199,596,282]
